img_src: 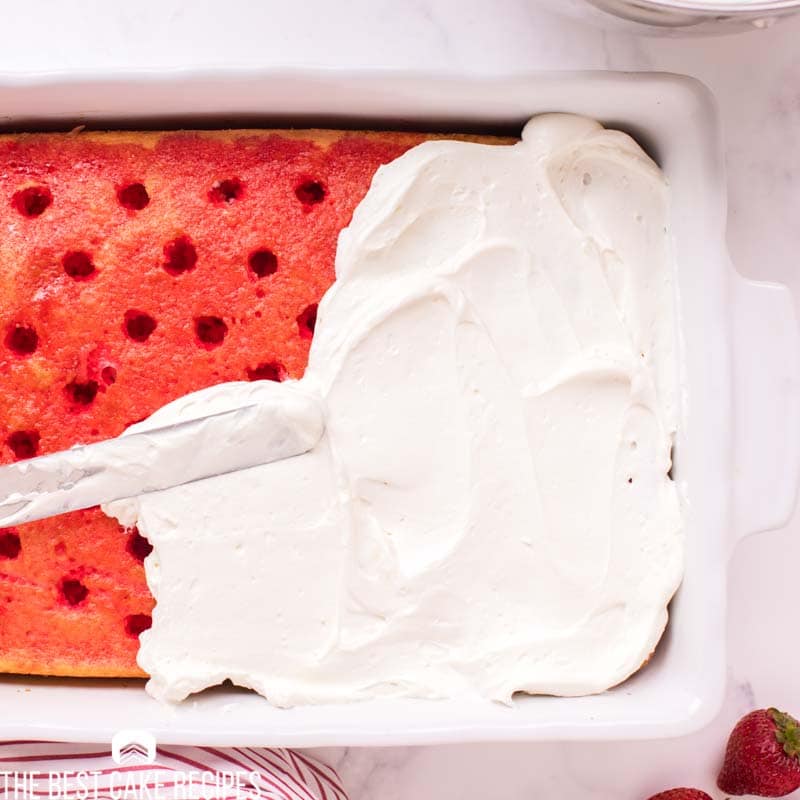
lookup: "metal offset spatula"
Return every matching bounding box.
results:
[0,390,325,528]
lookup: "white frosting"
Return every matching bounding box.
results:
[105,113,684,705]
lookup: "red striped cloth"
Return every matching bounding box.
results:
[0,743,347,800]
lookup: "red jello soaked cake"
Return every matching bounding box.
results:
[0,128,477,677]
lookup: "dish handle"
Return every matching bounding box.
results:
[732,271,800,542]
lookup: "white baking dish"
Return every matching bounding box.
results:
[0,70,797,745]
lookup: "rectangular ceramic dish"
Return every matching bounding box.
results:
[0,70,797,745]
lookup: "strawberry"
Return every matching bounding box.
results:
[718,707,800,796]
[645,790,711,800]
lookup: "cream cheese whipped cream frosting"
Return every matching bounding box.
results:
[105,113,684,705]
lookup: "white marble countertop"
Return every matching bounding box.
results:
[2,2,799,797]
